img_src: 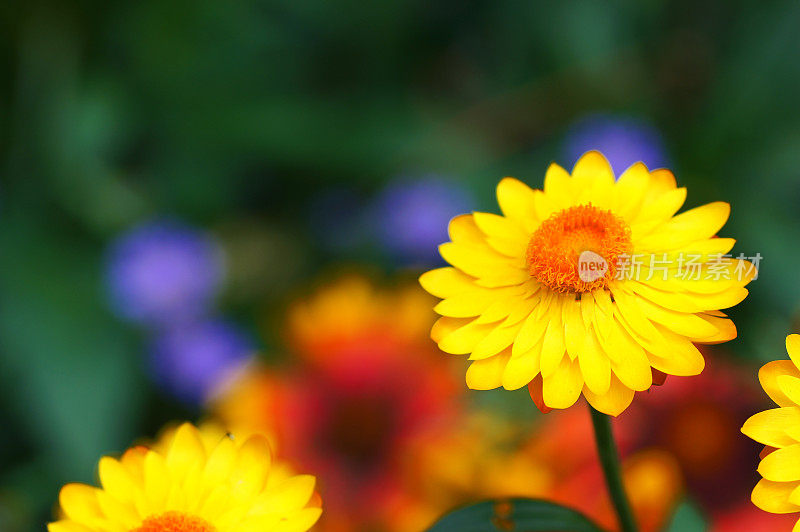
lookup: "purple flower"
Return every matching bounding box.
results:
[148,319,254,405]
[105,219,223,326]
[371,175,474,265]
[562,114,669,175]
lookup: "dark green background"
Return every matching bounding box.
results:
[1,1,799,529]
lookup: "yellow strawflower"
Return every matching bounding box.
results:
[48,422,321,532]
[421,151,754,415]
[742,334,800,531]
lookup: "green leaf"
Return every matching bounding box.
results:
[427,498,603,532]
[665,500,707,532]
[0,215,143,483]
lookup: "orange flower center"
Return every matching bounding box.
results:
[526,204,632,293]
[132,512,216,532]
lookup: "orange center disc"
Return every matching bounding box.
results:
[132,512,216,532]
[526,204,632,293]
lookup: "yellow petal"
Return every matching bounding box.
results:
[591,289,614,319]
[229,435,273,498]
[627,281,703,313]
[630,188,687,237]
[233,514,283,532]
[590,296,615,360]
[759,443,800,482]
[512,294,551,356]
[760,361,800,408]
[143,451,170,512]
[466,352,510,390]
[641,237,737,268]
[780,375,800,406]
[539,300,566,378]
[496,291,540,327]
[751,479,800,514]
[605,318,652,392]
[434,285,523,319]
[635,202,730,251]
[252,475,316,515]
[98,457,140,504]
[644,324,705,376]
[742,407,800,448]
[475,293,527,324]
[583,374,635,416]
[788,335,800,369]
[609,285,661,340]
[166,423,207,481]
[95,491,140,529]
[470,321,523,360]
[272,508,324,532]
[614,163,650,220]
[472,211,529,244]
[648,169,677,191]
[502,343,542,390]
[437,318,496,355]
[431,316,471,344]
[474,269,533,288]
[48,522,94,532]
[448,213,484,243]
[635,296,719,339]
[472,211,524,237]
[496,177,539,232]
[419,267,476,299]
[439,242,526,282]
[693,313,737,344]
[571,151,615,186]
[562,299,585,360]
[646,343,705,377]
[542,356,583,410]
[59,484,104,525]
[543,162,574,207]
[576,178,615,210]
[578,328,611,395]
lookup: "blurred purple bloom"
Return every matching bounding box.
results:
[148,319,254,405]
[563,114,668,175]
[371,176,474,265]
[105,219,223,326]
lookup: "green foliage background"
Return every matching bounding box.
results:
[1,1,800,528]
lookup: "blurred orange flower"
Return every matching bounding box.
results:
[386,408,681,532]
[621,354,765,516]
[212,275,463,531]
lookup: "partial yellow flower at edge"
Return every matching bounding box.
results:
[420,151,754,416]
[742,334,800,532]
[48,422,321,532]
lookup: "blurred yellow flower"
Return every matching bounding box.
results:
[742,334,800,531]
[48,422,321,532]
[420,151,753,415]
[286,274,436,361]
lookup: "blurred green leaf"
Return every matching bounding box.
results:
[665,500,707,532]
[427,498,602,532]
[0,213,143,484]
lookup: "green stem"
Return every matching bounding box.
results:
[588,405,638,532]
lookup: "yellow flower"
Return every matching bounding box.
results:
[48,422,321,532]
[420,151,753,415]
[286,274,436,360]
[742,334,800,531]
